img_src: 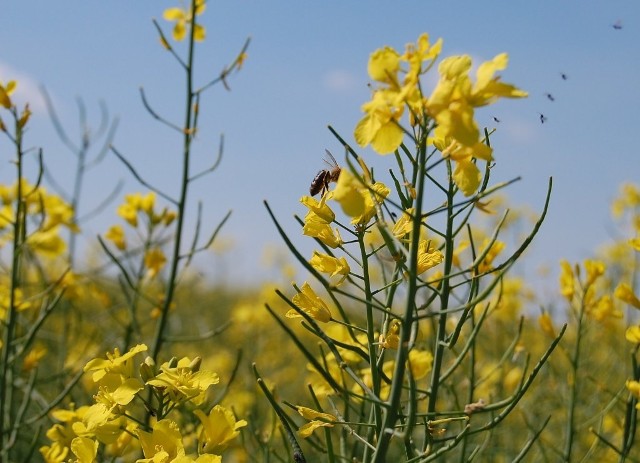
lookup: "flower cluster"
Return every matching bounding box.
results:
[40,344,246,462]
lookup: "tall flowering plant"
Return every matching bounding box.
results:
[259,33,563,462]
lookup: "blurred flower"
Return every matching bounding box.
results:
[559,260,575,301]
[0,79,16,109]
[626,380,640,409]
[477,239,505,274]
[105,225,127,250]
[287,282,332,323]
[145,247,167,279]
[194,405,247,454]
[408,349,433,380]
[538,312,556,338]
[589,295,622,322]
[614,282,640,309]
[625,325,640,344]
[584,259,605,286]
[163,0,206,42]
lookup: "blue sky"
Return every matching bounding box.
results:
[0,1,638,286]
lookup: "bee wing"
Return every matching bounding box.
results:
[324,149,339,168]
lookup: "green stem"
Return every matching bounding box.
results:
[150,0,198,362]
[372,134,428,462]
[563,288,586,461]
[427,159,456,416]
[0,110,26,461]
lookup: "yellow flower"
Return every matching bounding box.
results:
[137,419,186,461]
[146,357,219,406]
[145,248,167,279]
[615,282,640,309]
[194,405,247,454]
[117,202,138,227]
[589,295,622,322]
[287,282,332,323]
[367,46,401,84]
[626,380,640,409]
[0,79,17,109]
[105,225,126,251]
[83,344,148,383]
[538,312,556,337]
[584,259,605,286]
[416,240,444,274]
[26,228,66,257]
[23,344,47,372]
[453,159,482,197]
[163,0,206,42]
[296,406,336,438]
[380,319,401,349]
[301,195,341,248]
[401,33,443,86]
[70,437,98,463]
[354,88,405,154]
[300,195,335,223]
[625,325,640,344]
[559,260,575,301]
[408,349,433,380]
[392,208,415,238]
[332,169,389,226]
[477,239,505,274]
[303,215,343,248]
[309,251,350,285]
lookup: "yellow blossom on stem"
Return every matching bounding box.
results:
[416,240,444,274]
[584,259,605,286]
[303,215,343,248]
[105,225,126,251]
[380,319,401,349]
[300,195,335,223]
[137,419,186,462]
[332,169,389,226]
[163,0,206,42]
[392,208,415,238]
[287,282,332,323]
[0,79,16,109]
[538,312,556,337]
[614,282,640,309]
[477,239,505,274]
[309,251,350,285]
[194,405,247,454]
[559,260,575,301]
[625,325,640,344]
[146,357,219,406]
[626,380,640,409]
[70,437,98,463]
[83,344,148,383]
[296,406,336,438]
[589,295,622,322]
[145,248,167,279]
[408,350,433,380]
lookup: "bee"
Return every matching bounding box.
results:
[309,150,341,196]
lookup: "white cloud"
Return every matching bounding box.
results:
[322,69,357,92]
[0,61,48,113]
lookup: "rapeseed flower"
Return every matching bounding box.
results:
[163,0,206,42]
[194,405,247,454]
[309,251,350,286]
[287,282,332,323]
